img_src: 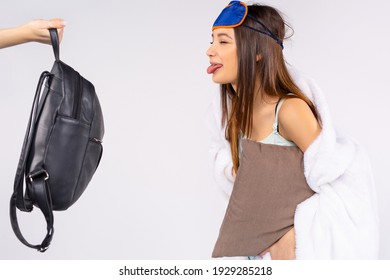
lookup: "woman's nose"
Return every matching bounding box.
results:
[206,44,215,57]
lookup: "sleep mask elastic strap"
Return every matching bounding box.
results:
[243,15,284,49]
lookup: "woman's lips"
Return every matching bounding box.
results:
[207,63,223,74]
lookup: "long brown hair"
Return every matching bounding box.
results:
[220,4,318,173]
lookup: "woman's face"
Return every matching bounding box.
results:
[206,28,238,88]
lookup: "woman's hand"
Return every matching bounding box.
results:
[23,18,66,44]
[232,167,236,178]
[0,18,65,49]
[260,227,296,260]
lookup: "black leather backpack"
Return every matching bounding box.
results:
[9,29,104,252]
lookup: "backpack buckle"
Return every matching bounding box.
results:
[28,169,50,182]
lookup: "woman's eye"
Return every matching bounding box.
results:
[209,40,229,45]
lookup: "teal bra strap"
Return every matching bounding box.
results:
[273,98,286,132]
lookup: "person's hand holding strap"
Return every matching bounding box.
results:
[0,18,66,49]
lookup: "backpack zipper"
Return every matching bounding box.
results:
[89,137,103,144]
[73,74,83,119]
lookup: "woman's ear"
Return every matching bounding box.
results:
[256,54,261,62]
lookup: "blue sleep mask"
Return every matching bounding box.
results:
[212,1,284,49]
[212,1,248,30]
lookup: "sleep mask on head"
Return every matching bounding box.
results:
[212,1,284,49]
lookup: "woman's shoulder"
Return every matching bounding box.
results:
[279,97,315,122]
[278,97,321,152]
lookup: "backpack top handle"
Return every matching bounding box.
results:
[48,28,60,62]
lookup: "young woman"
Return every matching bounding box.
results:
[0,18,65,49]
[207,1,379,260]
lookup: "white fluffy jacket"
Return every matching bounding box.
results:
[207,67,380,259]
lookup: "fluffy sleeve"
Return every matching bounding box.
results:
[293,73,380,259]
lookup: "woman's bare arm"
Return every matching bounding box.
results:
[0,18,65,49]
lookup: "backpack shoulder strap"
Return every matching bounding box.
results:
[10,176,54,252]
[9,70,55,252]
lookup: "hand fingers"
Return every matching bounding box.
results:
[57,28,64,43]
[47,18,67,29]
[259,248,270,257]
[46,19,66,43]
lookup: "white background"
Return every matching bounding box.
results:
[0,0,389,259]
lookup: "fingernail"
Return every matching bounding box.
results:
[61,20,67,26]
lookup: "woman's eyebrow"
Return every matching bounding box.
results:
[211,33,233,39]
